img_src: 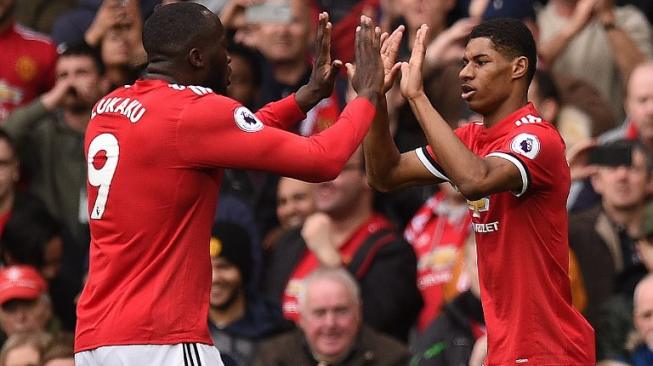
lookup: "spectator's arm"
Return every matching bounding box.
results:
[601,7,651,83]
[3,100,51,142]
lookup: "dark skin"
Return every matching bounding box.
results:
[143,10,367,113]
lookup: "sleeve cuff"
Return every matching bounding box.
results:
[486,152,530,197]
[415,147,450,182]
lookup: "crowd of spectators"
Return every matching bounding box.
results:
[0,0,652,364]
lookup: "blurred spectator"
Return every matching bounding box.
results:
[537,0,653,122]
[1,199,82,332]
[0,266,53,339]
[50,0,158,49]
[595,201,653,365]
[98,27,143,89]
[262,177,317,252]
[208,221,288,366]
[226,43,262,109]
[410,235,484,366]
[253,0,340,136]
[0,331,51,366]
[602,61,653,151]
[264,148,422,342]
[621,274,653,366]
[403,184,471,331]
[0,130,18,236]
[256,267,411,366]
[13,1,77,34]
[41,332,74,366]
[4,43,110,260]
[569,139,653,327]
[0,0,58,122]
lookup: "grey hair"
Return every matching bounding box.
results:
[297,267,361,313]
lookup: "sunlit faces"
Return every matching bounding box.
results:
[298,277,361,361]
[255,0,311,63]
[55,55,104,111]
[459,37,522,115]
[396,0,454,31]
[101,29,131,67]
[634,276,653,349]
[0,298,51,336]
[276,177,316,229]
[626,63,653,145]
[210,257,243,310]
[591,148,651,211]
[314,151,370,218]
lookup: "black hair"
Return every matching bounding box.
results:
[59,42,105,76]
[533,69,560,104]
[468,18,537,84]
[1,197,62,270]
[142,2,217,60]
[226,43,263,88]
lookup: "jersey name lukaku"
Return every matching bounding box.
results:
[75,79,374,352]
[416,104,595,365]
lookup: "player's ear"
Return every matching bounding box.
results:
[512,56,528,81]
[188,48,204,68]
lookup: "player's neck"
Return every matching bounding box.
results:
[272,59,309,87]
[482,94,529,128]
[208,293,246,328]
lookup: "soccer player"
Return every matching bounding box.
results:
[363,19,595,364]
[74,3,384,365]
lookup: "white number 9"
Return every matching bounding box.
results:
[88,133,119,219]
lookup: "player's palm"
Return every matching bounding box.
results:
[380,26,404,93]
[308,13,342,100]
[400,24,428,100]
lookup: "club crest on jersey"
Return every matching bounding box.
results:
[234,107,264,132]
[467,197,489,218]
[510,133,540,160]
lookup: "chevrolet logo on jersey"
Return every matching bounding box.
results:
[467,197,489,218]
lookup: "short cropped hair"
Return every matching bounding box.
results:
[142,2,216,59]
[59,42,105,76]
[469,18,537,84]
[297,267,361,312]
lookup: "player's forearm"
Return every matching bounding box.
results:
[299,97,376,181]
[255,94,306,130]
[408,93,490,199]
[363,98,403,192]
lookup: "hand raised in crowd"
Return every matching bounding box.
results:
[41,75,104,111]
[566,138,600,181]
[346,16,384,101]
[400,24,429,100]
[425,18,479,72]
[301,213,341,268]
[380,25,404,93]
[296,12,342,113]
[568,0,601,33]
[85,0,130,47]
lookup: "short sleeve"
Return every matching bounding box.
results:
[486,125,568,196]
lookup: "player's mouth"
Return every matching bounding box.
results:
[461,84,476,100]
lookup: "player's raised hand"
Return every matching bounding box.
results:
[296,12,342,112]
[346,16,384,99]
[380,25,404,93]
[400,24,428,100]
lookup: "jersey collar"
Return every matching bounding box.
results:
[480,103,542,140]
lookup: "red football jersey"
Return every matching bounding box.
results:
[75,79,375,352]
[0,23,57,121]
[416,104,595,365]
[403,191,471,331]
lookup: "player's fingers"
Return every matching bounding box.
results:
[345,62,356,81]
